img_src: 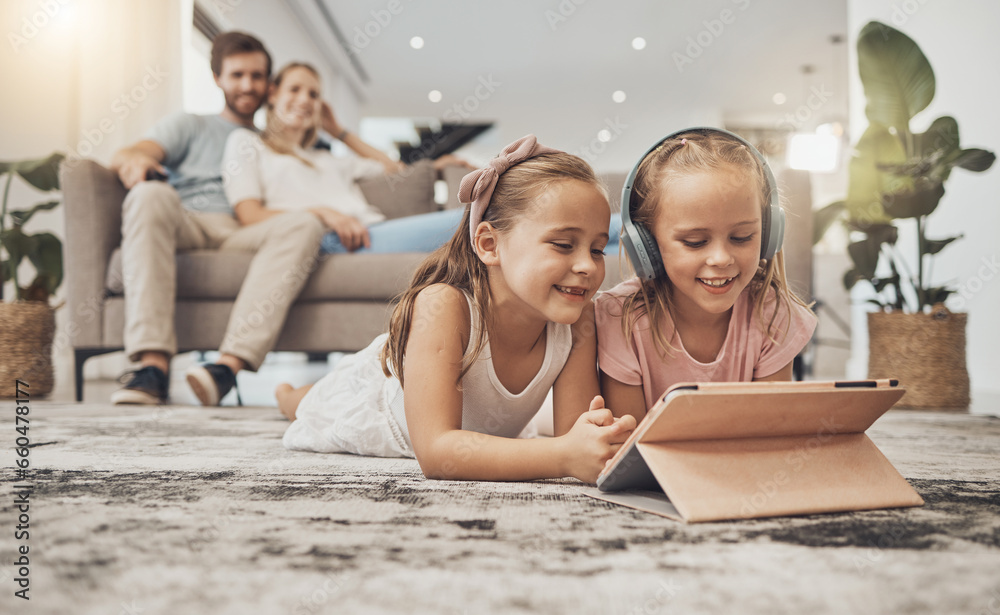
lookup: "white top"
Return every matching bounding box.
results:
[221,128,387,225]
[283,291,574,458]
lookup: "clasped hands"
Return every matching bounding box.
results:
[563,395,637,484]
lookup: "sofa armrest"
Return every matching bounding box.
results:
[60,159,127,347]
[358,159,437,220]
[440,164,468,210]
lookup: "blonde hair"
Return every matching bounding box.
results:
[619,130,811,357]
[381,153,607,386]
[261,62,321,168]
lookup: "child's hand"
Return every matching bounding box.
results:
[561,396,637,484]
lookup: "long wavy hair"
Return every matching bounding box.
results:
[619,130,811,357]
[381,152,606,386]
[261,62,321,168]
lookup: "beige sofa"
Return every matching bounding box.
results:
[61,159,626,400]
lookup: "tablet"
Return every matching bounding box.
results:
[588,379,923,522]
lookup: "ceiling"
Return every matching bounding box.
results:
[307,0,850,169]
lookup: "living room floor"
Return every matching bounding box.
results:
[4,357,1000,614]
[4,400,1000,614]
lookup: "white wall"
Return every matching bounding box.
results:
[846,0,1000,411]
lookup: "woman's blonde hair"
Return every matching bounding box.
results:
[261,62,321,167]
[381,153,606,386]
[619,130,811,357]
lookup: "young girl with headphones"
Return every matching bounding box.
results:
[278,135,636,484]
[597,128,817,424]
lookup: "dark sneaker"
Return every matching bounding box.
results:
[185,363,241,406]
[111,365,169,405]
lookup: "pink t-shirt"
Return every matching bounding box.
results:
[595,278,817,410]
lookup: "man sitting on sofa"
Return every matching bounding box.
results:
[110,31,391,406]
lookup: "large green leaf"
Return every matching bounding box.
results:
[25,232,63,295]
[881,182,945,218]
[924,235,962,256]
[845,124,908,224]
[843,268,865,292]
[847,221,898,245]
[872,274,901,293]
[0,227,30,272]
[857,21,935,134]
[915,116,959,159]
[0,153,65,192]
[953,148,996,172]
[9,199,60,227]
[847,238,882,281]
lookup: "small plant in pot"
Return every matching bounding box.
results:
[0,152,65,398]
[815,21,995,409]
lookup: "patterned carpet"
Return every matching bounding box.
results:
[2,402,999,615]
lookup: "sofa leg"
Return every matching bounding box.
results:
[74,350,87,402]
[74,348,123,402]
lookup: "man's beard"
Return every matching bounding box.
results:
[224,91,263,122]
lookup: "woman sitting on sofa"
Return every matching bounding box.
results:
[222,61,468,254]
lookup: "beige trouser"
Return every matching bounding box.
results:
[120,181,326,371]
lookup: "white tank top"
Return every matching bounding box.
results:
[388,292,573,448]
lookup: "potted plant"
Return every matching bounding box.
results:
[815,21,995,409]
[0,152,65,398]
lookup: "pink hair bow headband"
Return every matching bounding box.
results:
[458,134,563,242]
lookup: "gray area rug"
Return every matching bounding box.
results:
[2,402,999,615]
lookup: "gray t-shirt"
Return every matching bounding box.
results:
[145,112,246,214]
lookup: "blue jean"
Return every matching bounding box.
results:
[320,208,464,254]
[319,207,622,254]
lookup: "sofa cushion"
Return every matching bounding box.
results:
[105,249,427,301]
[358,159,437,220]
[106,249,627,300]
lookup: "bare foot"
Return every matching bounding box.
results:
[275,382,312,421]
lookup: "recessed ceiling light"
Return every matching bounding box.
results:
[597,129,612,143]
[772,92,787,105]
[428,90,442,103]
[632,37,646,50]
[410,36,424,49]
[612,90,627,103]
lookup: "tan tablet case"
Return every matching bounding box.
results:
[584,380,924,523]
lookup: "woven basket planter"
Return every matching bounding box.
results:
[0,302,55,399]
[867,305,969,410]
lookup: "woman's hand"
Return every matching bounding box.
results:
[559,396,637,484]
[320,101,343,138]
[311,207,370,251]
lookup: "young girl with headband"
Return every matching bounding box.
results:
[278,135,637,483]
[597,128,817,424]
